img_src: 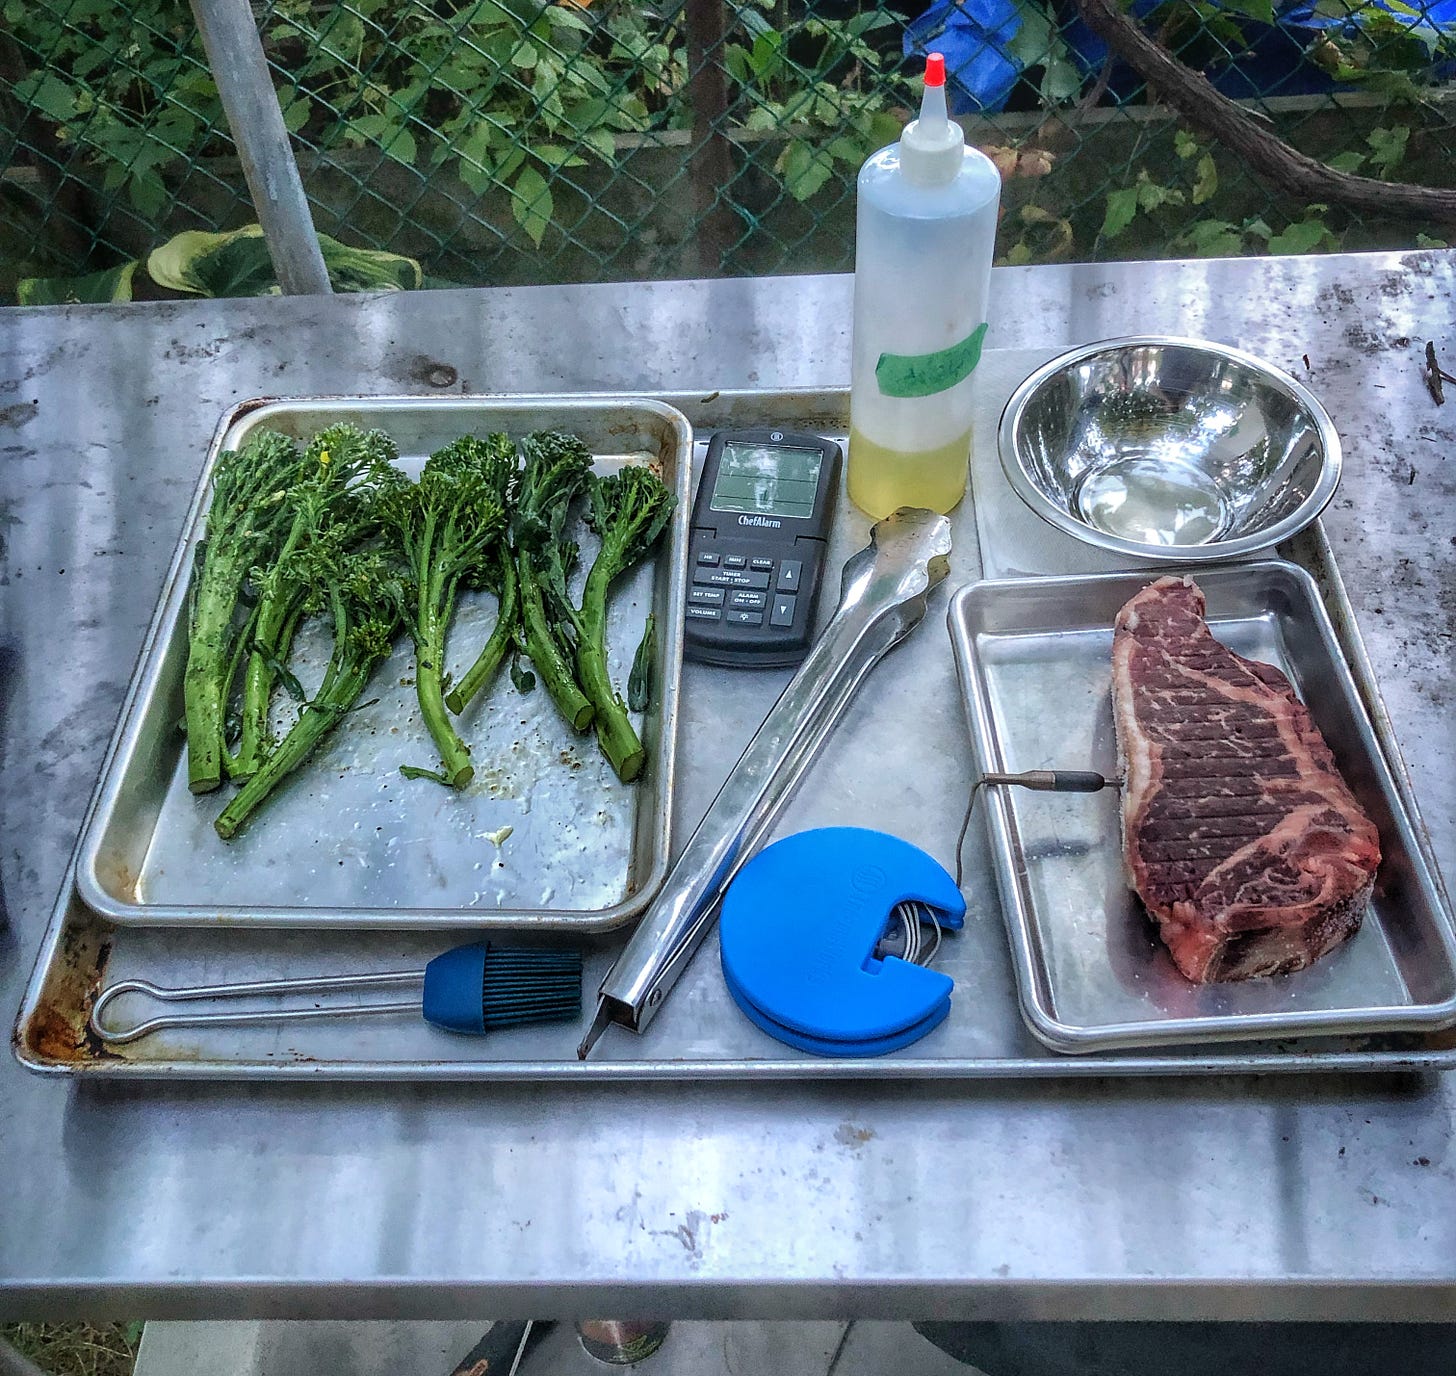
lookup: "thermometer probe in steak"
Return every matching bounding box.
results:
[1111,576,1380,983]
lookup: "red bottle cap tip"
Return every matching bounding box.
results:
[924,52,946,87]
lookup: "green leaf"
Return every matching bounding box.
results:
[746,30,784,78]
[456,122,496,193]
[580,126,617,164]
[511,40,538,68]
[15,71,78,123]
[628,612,655,712]
[512,164,553,246]
[532,142,587,168]
[147,226,420,297]
[869,111,903,148]
[777,139,834,201]
[548,5,593,31]
[1136,173,1185,212]
[1006,1,1051,68]
[1417,233,1449,249]
[281,96,311,133]
[1327,150,1366,173]
[148,227,279,297]
[1174,129,1199,159]
[1181,219,1243,257]
[495,146,527,182]
[384,126,418,166]
[1267,219,1333,255]
[318,11,365,66]
[1365,124,1409,175]
[1040,58,1083,103]
[1227,0,1274,24]
[317,233,423,291]
[1101,186,1140,239]
[128,169,169,218]
[17,260,138,306]
[1192,154,1218,205]
[400,764,452,784]
[509,653,536,694]
[722,43,752,83]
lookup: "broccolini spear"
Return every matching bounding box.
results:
[228,424,398,781]
[380,434,513,789]
[214,548,407,841]
[512,431,594,733]
[184,429,305,795]
[445,440,521,715]
[564,466,675,782]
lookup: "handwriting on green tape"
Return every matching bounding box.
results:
[875,322,989,399]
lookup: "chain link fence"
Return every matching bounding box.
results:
[4,0,1456,302]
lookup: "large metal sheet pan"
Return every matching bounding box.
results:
[16,380,1456,1079]
[950,561,1456,1053]
[72,395,692,932]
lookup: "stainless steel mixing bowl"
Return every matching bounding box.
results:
[997,337,1341,561]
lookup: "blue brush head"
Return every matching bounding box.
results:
[422,942,582,1035]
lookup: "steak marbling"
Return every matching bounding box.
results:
[1111,576,1380,983]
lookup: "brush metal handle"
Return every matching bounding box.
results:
[580,508,953,1054]
[90,971,424,1045]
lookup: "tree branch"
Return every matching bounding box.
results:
[1071,0,1456,228]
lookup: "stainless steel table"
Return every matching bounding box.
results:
[2,252,1453,1319]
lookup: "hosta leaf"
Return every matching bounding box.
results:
[148,227,279,296]
[17,260,138,306]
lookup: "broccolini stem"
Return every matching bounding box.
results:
[575,562,646,782]
[213,665,369,840]
[184,551,249,794]
[447,551,518,715]
[518,551,593,733]
[218,600,261,781]
[414,610,475,790]
[233,591,305,781]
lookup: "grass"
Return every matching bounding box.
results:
[0,1324,141,1376]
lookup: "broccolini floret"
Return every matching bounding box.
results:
[444,438,521,715]
[228,423,398,781]
[510,431,595,733]
[566,466,675,782]
[380,434,514,788]
[214,546,407,840]
[184,429,305,794]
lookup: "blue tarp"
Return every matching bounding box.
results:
[904,0,1456,114]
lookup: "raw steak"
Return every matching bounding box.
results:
[1111,576,1380,983]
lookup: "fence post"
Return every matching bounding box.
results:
[684,0,737,276]
[188,0,333,295]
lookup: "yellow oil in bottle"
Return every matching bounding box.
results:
[846,426,974,519]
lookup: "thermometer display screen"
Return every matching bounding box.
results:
[708,442,824,521]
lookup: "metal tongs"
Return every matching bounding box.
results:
[578,506,953,1058]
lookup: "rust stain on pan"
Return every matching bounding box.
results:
[17,935,119,1065]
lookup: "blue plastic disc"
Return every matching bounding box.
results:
[719,828,966,1057]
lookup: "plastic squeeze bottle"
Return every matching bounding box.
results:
[847,53,1002,518]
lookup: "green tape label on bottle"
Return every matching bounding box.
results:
[875,322,989,399]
